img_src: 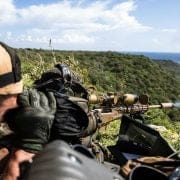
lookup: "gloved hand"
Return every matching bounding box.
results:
[4,89,56,153]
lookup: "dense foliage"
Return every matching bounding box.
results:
[155,60,180,82]
[18,49,180,103]
[18,48,180,149]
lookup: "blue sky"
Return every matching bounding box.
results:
[0,0,180,52]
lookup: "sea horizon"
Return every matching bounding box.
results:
[123,51,180,63]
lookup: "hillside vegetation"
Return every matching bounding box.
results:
[155,60,180,82]
[18,49,180,103]
[17,48,180,150]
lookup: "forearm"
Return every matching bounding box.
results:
[2,149,35,180]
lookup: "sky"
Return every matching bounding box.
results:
[0,0,180,52]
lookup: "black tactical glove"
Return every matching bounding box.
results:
[4,89,56,153]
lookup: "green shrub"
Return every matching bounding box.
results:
[144,109,179,150]
[96,120,120,147]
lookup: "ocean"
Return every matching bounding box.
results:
[124,52,180,63]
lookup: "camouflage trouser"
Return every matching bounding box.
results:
[91,142,104,163]
[0,123,12,138]
[81,135,112,163]
[121,156,179,177]
[90,141,113,163]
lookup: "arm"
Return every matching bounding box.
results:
[3,89,56,180]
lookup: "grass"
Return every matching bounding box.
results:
[97,113,180,151]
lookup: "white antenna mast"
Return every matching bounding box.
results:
[49,38,57,64]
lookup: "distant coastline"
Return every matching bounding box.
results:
[124,52,180,63]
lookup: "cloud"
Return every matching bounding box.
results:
[0,0,152,47]
[149,26,180,52]
[14,0,150,32]
[1,0,180,52]
[161,28,177,33]
[61,33,95,43]
[0,0,17,24]
[6,32,13,39]
[152,38,161,45]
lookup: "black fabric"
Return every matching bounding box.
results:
[25,140,124,180]
[34,63,88,99]
[0,42,21,87]
[108,115,177,166]
[117,115,176,157]
[34,63,90,143]
[0,134,16,150]
[169,167,180,180]
[0,72,17,88]
[72,144,95,159]
[128,165,168,180]
[55,63,73,82]
[116,135,150,155]
[4,89,56,153]
[50,93,89,143]
[33,67,64,92]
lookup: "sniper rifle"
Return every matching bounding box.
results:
[88,93,180,128]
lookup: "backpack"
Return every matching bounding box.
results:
[108,115,177,166]
[34,63,97,143]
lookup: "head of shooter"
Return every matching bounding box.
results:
[0,42,23,121]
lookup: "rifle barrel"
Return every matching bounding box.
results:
[149,103,174,109]
[95,102,178,128]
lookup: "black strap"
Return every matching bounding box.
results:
[0,72,17,88]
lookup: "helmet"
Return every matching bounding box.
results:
[0,42,23,95]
